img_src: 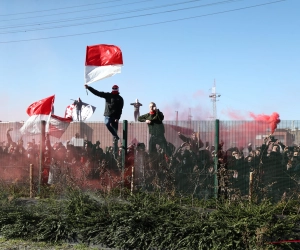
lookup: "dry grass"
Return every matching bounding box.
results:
[0,237,113,250]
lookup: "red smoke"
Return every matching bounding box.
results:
[223,109,246,120]
[218,111,281,148]
[249,112,281,134]
[159,89,281,148]
[223,109,281,134]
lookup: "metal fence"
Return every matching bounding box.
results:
[1,120,300,202]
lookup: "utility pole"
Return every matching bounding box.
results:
[209,79,221,120]
[188,108,192,129]
[175,111,178,126]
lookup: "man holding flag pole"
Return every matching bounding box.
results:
[84,43,124,152]
[85,84,124,143]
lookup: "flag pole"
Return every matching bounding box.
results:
[85,83,88,95]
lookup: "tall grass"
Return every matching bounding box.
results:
[0,185,300,249]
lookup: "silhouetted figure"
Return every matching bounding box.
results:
[73,98,83,121]
[130,99,142,121]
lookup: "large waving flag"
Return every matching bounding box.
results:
[49,115,72,138]
[85,44,123,85]
[65,101,96,121]
[20,95,55,135]
[65,103,75,119]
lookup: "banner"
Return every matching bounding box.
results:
[20,95,55,135]
[65,101,96,121]
[85,44,123,84]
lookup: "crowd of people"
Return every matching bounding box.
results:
[1,124,300,201]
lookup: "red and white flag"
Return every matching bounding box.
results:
[49,114,72,138]
[65,101,96,121]
[85,44,123,85]
[20,95,55,135]
[65,104,75,119]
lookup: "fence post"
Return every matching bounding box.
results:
[30,164,33,198]
[249,172,253,202]
[131,165,135,195]
[214,119,219,199]
[122,120,128,191]
[38,120,46,195]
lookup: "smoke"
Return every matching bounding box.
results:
[162,90,212,120]
[222,109,246,120]
[249,112,281,134]
[222,109,281,134]
[218,111,281,148]
[150,88,282,149]
[192,90,206,99]
[219,120,270,149]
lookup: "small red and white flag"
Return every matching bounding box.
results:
[49,114,72,138]
[65,104,75,119]
[20,95,55,135]
[85,44,123,85]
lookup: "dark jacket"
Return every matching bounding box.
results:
[87,86,124,119]
[261,144,284,180]
[138,110,165,136]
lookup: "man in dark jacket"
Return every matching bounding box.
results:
[138,102,168,155]
[84,84,124,141]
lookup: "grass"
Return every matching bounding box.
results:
[0,237,116,249]
[1,183,300,249]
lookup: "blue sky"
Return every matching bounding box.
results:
[0,0,298,122]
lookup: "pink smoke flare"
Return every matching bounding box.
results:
[249,112,281,134]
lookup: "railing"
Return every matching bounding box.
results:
[1,120,300,203]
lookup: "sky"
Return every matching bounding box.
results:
[0,0,299,123]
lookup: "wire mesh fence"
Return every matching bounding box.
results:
[1,120,300,202]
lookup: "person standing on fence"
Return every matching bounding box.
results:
[73,97,83,121]
[84,84,124,142]
[130,99,142,122]
[138,102,168,156]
